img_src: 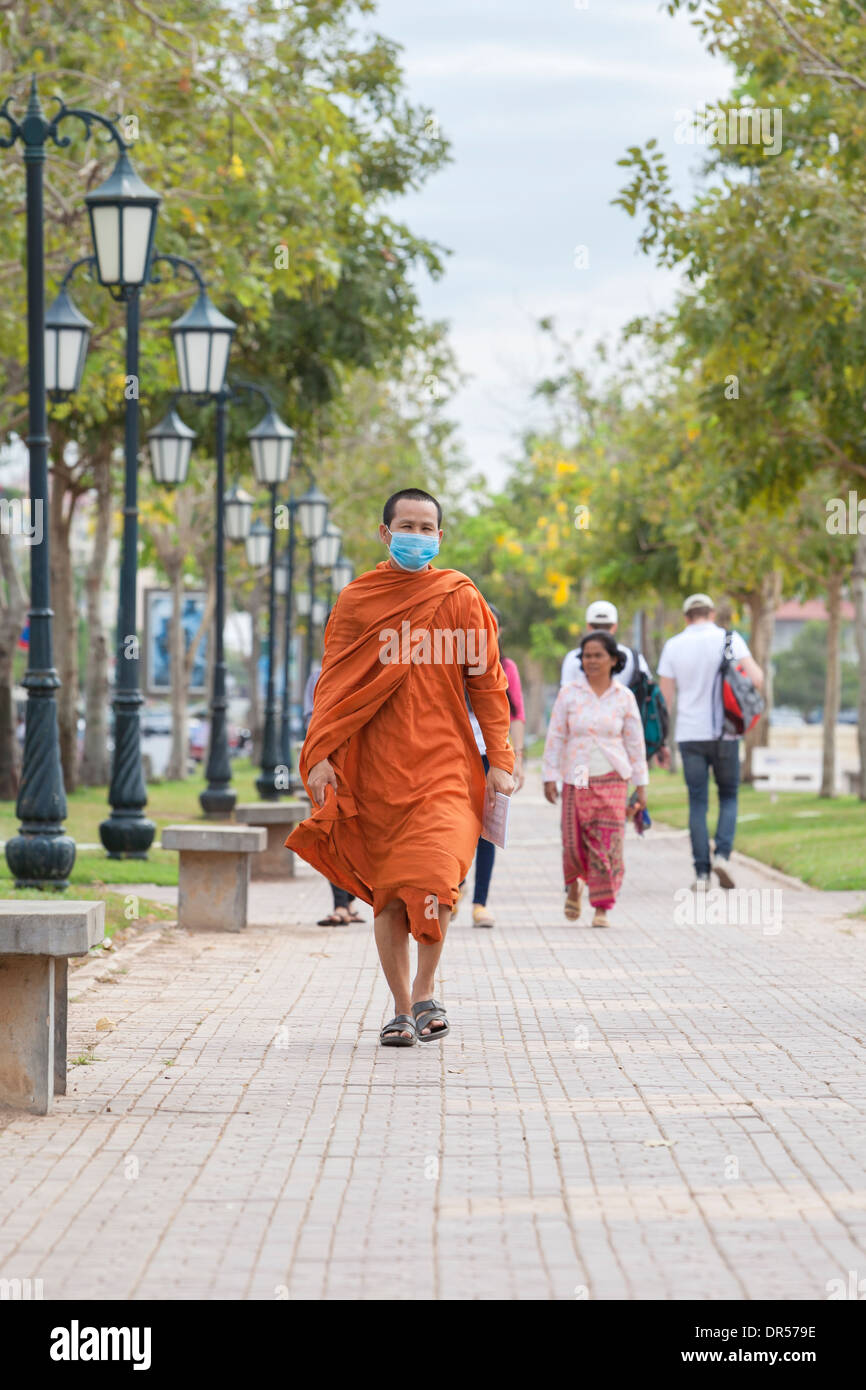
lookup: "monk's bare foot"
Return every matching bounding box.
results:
[411,996,448,1037]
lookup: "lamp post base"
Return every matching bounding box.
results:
[199,786,236,817]
[5,831,77,890]
[98,813,157,859]
[255,770,281,801]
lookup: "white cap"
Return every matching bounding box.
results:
[683,592,714,614]
[586,600,618,626]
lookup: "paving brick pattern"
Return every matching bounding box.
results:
[1,770,865,1301]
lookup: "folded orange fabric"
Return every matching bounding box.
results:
[286,561,514,943]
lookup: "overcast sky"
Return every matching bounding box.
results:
[371,0,729,487]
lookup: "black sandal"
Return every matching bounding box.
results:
[411,999,449,1042]
[380,1014,417,1047]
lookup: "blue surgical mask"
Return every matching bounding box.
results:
[386,527,440,571]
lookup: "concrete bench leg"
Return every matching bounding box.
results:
[250,823,296,880]
[177,850,251,931]
[0,954,55,1114]
[54,958,67,1097]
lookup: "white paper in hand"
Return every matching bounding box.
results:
[481,791,511,849]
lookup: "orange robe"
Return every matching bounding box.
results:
[286,561,514,943]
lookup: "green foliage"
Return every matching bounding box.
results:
[772,620,859,713]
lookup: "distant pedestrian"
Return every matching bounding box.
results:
[562,599,670,767]
[657,593,764,891]
[543,630,648,929]
[305,656,363,927]
[457,604,526,928]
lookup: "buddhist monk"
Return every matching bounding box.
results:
[286,488,515,1046]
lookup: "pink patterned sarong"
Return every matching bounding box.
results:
[561,772,627,910]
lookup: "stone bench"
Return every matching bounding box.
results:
[233,802,308,878]
[752,750,821,792]
[161,824,266,932]
[0,900,105,1114]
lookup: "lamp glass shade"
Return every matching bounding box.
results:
[45,288,92,396]
[312,598,328,626]
[313,521,342,570]
[85,152,161,289]
[248,407,294,485]
[245,519,271,568]
[295,589,311,617]
[297,484,328,541]
[224,485,254,541]
[331,559,353,594]
[170,291,236,396]
[274,559,290,597]
[146,408,196,486]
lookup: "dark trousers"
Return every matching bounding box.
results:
[460,754,496,905]
[331,884,354,911]
[678,739,740,877]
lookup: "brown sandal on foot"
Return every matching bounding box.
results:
[564,882,583,921]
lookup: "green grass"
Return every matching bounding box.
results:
[0,760,262,848]
[0,883,176,938]
[648,770,866,891]
[0,759,284,922]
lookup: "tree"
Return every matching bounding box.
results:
[616,1,866,790]
[1,0,452,782]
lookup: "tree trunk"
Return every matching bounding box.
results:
[166,558,187,780]
[742,571,781,783]
[819,570,842,798]
[49,470,79,791]
[0,529,27,798]
[79,454,113,785]
[852,529,866,800]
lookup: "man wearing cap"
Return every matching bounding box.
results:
[657,594,764,890]
[561,601,652,690]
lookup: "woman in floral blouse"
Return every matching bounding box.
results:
[542,630,648,928]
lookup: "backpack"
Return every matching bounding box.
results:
[719,630,764,736]
[628,648,669,759]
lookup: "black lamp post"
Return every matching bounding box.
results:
[244,401,294,799]
[274,533,296,791]
[295,484,328,698]
[165,287,239,816]
[0,77,156,886]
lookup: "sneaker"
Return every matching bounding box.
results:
[713,856,735,890]
[692,873,711,891]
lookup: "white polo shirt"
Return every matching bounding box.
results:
[657,621,750,742]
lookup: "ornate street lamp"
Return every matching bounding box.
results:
[170,290,236,397]
[313,520,342,571]
[331,555,353,594]
[225,484,254,542]
[295,589,311,617]
[84,150,160,293]
[0,77,155,885]
[243,397,293,799]
[247,407,294,485]
[146,407,196,487]
[245,518,271,569]
[297,483,328,543]
[277,497,299,793]
[44,286,92,399]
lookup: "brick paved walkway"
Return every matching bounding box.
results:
[2,769,866,1301]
